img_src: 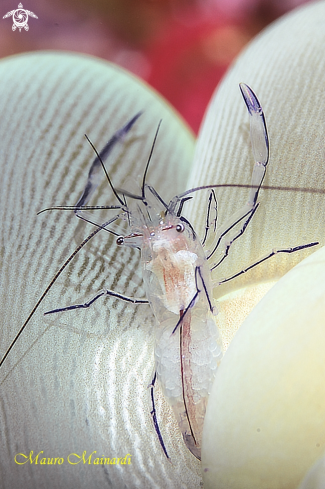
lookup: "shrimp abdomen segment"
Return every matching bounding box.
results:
[155,307,222,459]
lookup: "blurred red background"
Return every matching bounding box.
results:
[0,0,313,133]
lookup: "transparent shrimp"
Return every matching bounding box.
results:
[113,83,318,460]
[0,84,319,462]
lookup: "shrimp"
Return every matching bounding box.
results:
[109,85,318,460]
[0,84,318,462]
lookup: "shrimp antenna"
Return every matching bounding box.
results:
[174,183,325,201]
[37,205,122,215]
[142,120,162,200]
[84,134,125,206]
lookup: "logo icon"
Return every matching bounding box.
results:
[3,3,38,32]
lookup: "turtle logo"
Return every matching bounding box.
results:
[3,3,38,32]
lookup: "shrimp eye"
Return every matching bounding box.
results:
[176,223,185,233]
[116,236,124,245]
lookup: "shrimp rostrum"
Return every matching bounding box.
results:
[1,84,318,461]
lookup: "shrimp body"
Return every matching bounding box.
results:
[121,193,223,459]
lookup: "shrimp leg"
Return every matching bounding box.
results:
[75,112,142,219]
[73,113,141,232]
[149,372,170,459]
[201,190,218,247]
[210,203,259,271]
[44,290,149,315]
[172,266,214,335]
[208,83,268,264]
[216,241,319,286]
